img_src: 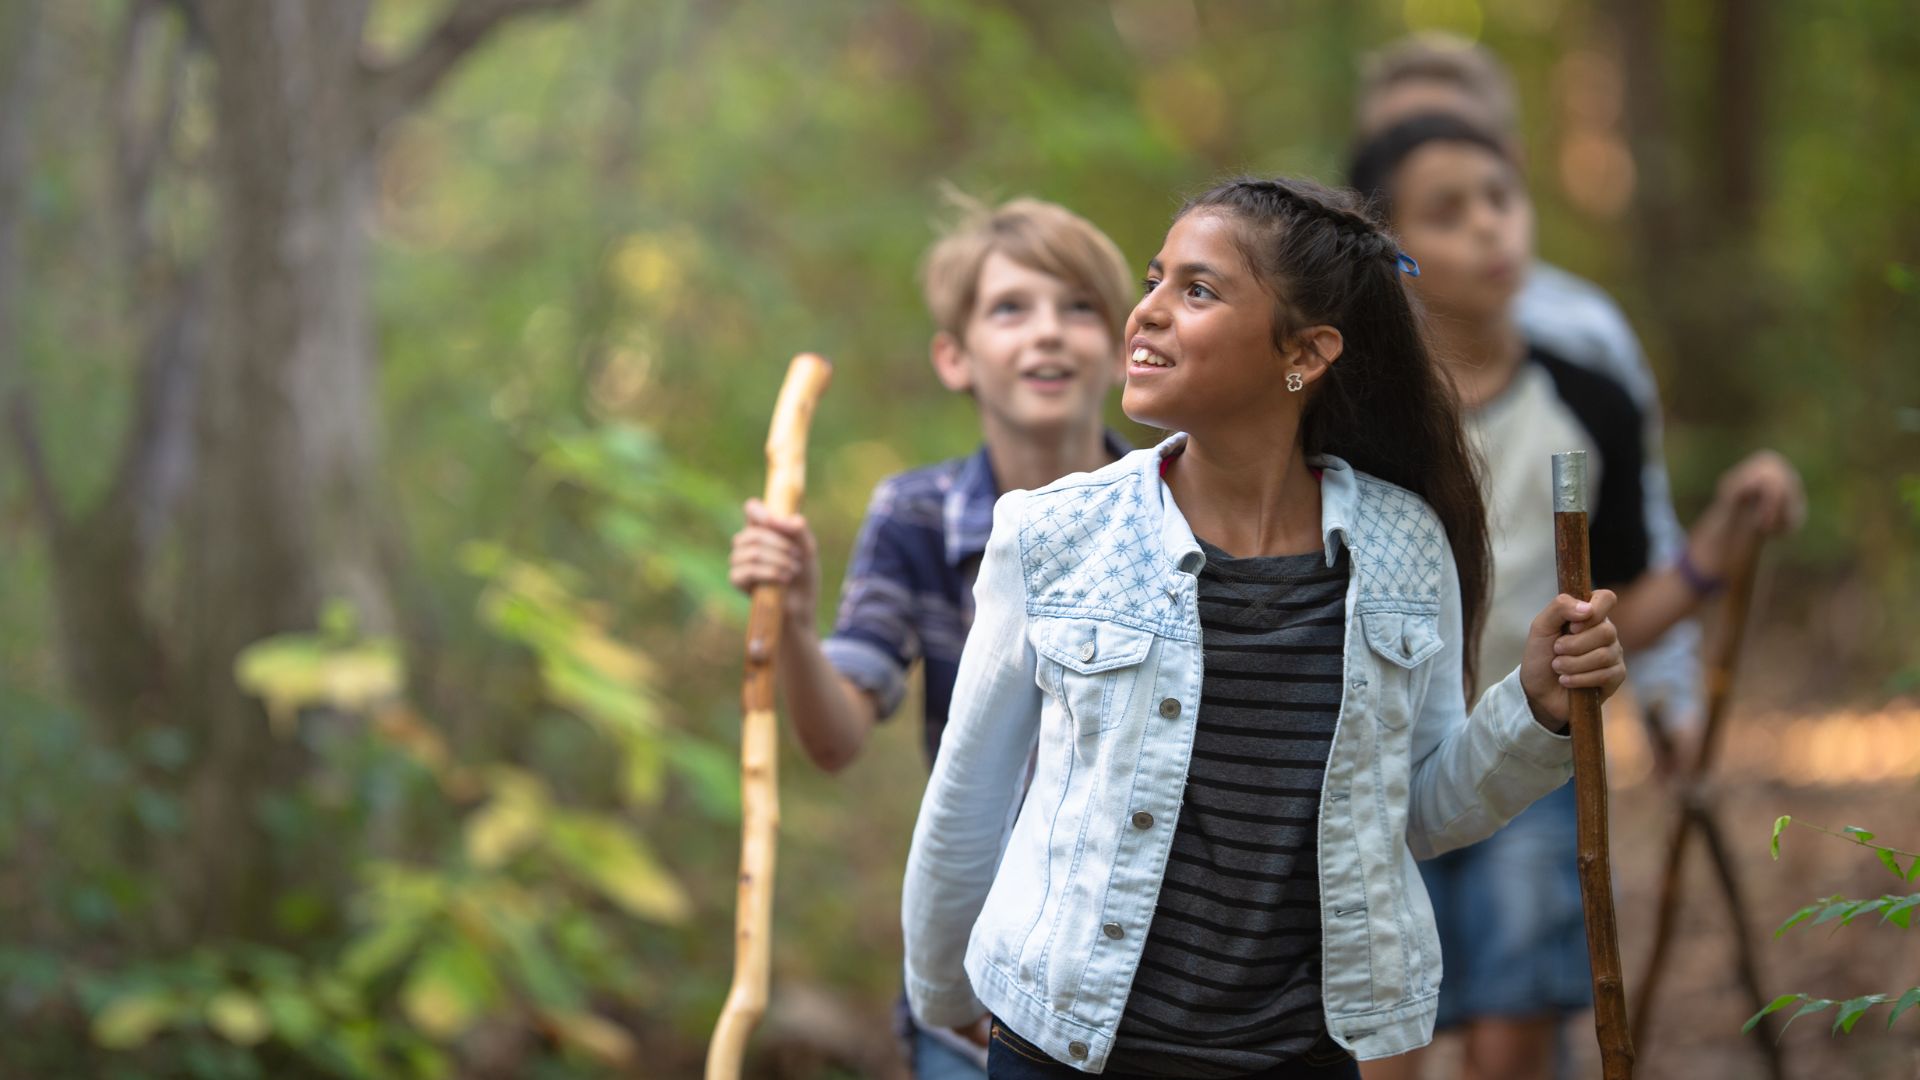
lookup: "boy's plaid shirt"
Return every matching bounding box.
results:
[821,432,1131,766]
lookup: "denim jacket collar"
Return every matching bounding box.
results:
[1147,431,1359,573]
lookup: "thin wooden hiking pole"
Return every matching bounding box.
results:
[1552,451,1635,1080]
[706,353,832,1080]
[1690,801,1788,1080]
[1631,519,1786,1076]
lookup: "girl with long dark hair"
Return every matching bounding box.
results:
[901,177,1627,1078]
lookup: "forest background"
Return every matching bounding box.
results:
[1,0,1915,1076]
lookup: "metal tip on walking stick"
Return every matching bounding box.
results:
[1552,451,1589,513]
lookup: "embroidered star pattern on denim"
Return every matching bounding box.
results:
[1347,478,1445,613]
[1021,478,1196,642]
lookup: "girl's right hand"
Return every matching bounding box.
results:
[728,498,821,626]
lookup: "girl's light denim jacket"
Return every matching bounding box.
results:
[902,434,1575,1071]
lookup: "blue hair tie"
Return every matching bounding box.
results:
[1396,252,1421,277]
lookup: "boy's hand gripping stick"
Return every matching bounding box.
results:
[706,353,833,1080]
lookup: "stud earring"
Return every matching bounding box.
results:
[1286,372,1303,392]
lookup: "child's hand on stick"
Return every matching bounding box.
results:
[729,499,821,627]
[1520,590,1627,732]
[1685,449,1804,584]
[1712,449,1805,535]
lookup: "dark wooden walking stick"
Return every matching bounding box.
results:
[1631,518,1787,1077]
[706,353,833,1080]
[1552,450,1636,1080]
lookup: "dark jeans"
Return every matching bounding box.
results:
[985,1018,1361,1079]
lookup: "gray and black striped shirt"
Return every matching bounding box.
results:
[1110,540,1349,1078]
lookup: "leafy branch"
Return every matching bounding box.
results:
[1745,989,1920,1038]
[1770,815,1920,881]
[1749,818,1920,1038]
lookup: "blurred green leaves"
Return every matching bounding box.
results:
[8,0,1919,1074]
[1754,819,1920,1039]
[55,408,735,1074]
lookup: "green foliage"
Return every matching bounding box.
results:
[1900,474,1920,523]
[1745,991,1920,1038]
[1773,893,1920,936]
[6,0,1920,1074]
[1,409,740,1076]
[1751,820,1920,1040]
[1772,816,1920,883]
[235,601,406,737]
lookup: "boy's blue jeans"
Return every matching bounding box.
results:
[1419,782,1594,1028]
[912,1025,988,1079]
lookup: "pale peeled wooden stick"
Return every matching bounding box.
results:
[706,353,832,1080]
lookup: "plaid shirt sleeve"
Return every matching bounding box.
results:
[821,480,926,720]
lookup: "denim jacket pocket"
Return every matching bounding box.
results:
[1360,609,1443,731]
[1032,616,1154,735]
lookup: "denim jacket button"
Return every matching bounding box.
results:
[1079,641,1097,662]
[1158,698,1181,719]
[1102,922,1124,939]
[1349,676,1367,690]
[1131,811,1154,829]
[1068,1041,1089,1059]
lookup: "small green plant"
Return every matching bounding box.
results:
[1745,817,1920,1037]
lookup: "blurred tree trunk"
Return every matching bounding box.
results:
[1615,0,1770,428]
[178,0,391,939]
[3,1,206,946]
[6,1,202,745]
[171,0,583,939]
[0,0,586,950]
[0,4,39,414]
